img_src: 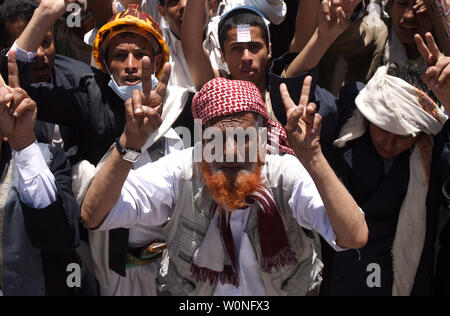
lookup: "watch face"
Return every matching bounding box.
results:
[124,151,140,163]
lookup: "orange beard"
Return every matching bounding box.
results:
[201,162,263,211]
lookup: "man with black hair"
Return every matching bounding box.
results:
[0,0,52,83]
[0,0,94,152]
[5,0,192,296]
[0,0,36,51]
[89,0,221,90]
[0,55,97,296]
[183,3,269,92]
[182,2,283,124]
[181,1,326,126]
[277,0,450,295]
[3,0,187,166]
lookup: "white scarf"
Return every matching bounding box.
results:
[334,66,448,296]
[191,182,296,288]
[384,25,426,74]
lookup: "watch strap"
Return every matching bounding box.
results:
[115,138,141,162]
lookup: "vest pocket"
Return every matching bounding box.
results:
[166,217,207,294]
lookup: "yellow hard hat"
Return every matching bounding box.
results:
[92,4,170,78]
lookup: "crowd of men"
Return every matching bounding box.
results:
[0,0,449,296]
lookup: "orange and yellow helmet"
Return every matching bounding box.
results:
[92,4,170,78]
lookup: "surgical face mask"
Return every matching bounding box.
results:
[108,75,159,101]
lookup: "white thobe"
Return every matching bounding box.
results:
[97,149,353,296]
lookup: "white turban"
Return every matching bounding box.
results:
[355,66,447,137]
[334,65,448,296]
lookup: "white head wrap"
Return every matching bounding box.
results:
[357,66,445,136]
[334,66,448,296]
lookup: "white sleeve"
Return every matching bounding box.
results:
[96,149,185,231]
[288,164,347,252]
[14,141,58,209]
[9,41,36,63]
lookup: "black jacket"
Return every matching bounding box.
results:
[33,54,95,154]
[269,52,450,295]
[317,83,450,296]
[0,142,98,295]
[1,51,115,165]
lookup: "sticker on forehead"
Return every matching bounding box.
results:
[237,24,251,43]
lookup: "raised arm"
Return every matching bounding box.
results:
[289,0,321,53]
[415,32,450,111]
[286,0,358,77]
[423,0,450,55]
[0,52,80,251]
[280,77,368,249]
[16,0,74,53]
[0,51,37,150]
[0,46,84,128]
[181,0,217,91]
[81,59,170,229]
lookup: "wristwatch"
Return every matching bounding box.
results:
[116,139,141,163]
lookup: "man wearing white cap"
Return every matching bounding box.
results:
[282,16,450,294]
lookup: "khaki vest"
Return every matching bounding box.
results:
[162,146,323,296]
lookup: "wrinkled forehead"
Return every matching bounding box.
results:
[206,112,259,129]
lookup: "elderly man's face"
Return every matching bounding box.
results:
[106,33,158,86]
[202,112,263,210]
[206,112,260,171]
[369,123,418,159]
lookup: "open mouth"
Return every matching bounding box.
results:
[124,76,141,85]
[400,24,418,32]
[241,68,256,75]
[33,63,49,71]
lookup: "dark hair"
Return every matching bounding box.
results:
[0,0,38,48]
[218,10,269,53]
[387,63,439,104]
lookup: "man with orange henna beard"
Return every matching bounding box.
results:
[201,160,263,211]
[82,77,368,296]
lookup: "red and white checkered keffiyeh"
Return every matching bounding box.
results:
[192,78,294,156]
